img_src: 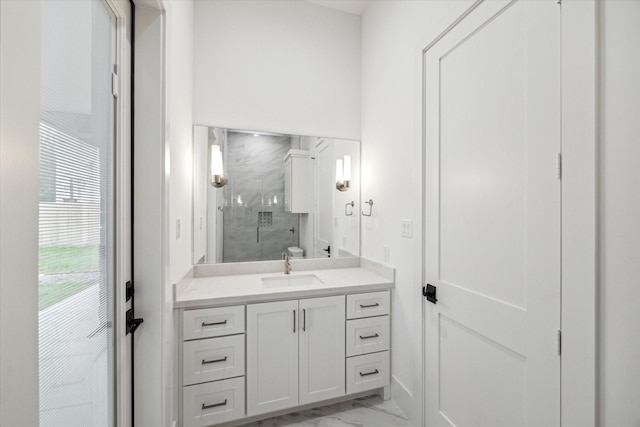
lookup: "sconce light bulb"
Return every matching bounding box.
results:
[210,145,227,188]
[343,155,351,181]
[335,157,350,192]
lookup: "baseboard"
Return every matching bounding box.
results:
[392,375,418,426]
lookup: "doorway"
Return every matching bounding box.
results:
[37,0,132,425]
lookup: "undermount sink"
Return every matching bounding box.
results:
[261,274,324,288]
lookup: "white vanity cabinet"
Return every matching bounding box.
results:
[247,295,346,416]
[177,280,392,427]
[182,306,246,427]
[345,291,391,394]
[284,149,311,213]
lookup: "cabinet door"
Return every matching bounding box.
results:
[247,300,299,416]
[299,295,346,405]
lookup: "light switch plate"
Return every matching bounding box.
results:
[401,219,412,238]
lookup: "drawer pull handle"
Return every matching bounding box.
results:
[202,399,227,410]
[202,356,227,365]
[359,369,379,377]
[359,302,379,308]
[201,320,227,327]
[359,333,379,340]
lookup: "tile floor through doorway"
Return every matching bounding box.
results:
[242,395,411,427]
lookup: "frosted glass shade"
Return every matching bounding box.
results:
[343,155,352,181]
[211,145,224,176]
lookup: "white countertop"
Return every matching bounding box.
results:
[174,257,394,309]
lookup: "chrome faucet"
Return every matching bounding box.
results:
[282,252,292,275]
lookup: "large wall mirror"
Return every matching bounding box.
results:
[193,125,360,264]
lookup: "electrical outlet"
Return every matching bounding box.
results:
[176,219,181,239]
[401,219,412,238]
[383,245,390,262]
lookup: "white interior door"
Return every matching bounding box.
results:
[424,1,561,426]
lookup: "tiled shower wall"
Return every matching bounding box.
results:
[222,132,300,262]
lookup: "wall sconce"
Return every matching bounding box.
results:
[210,145,228,188]
[336,155,351,192]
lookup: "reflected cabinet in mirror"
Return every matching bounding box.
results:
[193,125,360,264]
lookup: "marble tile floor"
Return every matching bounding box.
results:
[241,396,411,427]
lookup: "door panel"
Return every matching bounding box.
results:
[299,296,345,405]
[424,1,561,426]
[38,1,120,426]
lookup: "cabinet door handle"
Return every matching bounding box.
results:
[359,333,379,340]
[359,369,379,377]
[201,356,227,365]
[359,302,380,308]
[201,320,227,327]
[202,399,227,410]
[302,308,306,331]
[293,310,296,333]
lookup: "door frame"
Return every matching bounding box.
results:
[420,1,598,426]
[105,1,134,426]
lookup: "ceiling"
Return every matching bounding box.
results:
[303,0,370,16]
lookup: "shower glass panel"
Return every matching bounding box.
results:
[222,131,299,262]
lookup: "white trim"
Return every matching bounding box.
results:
[133,2,171,426]
[103,1,134,426]
[0,2,41,425]
[560,1,598,426]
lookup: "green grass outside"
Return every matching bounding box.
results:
[39,245,99,274]
[39,281,96,310]
[39,245,100,310]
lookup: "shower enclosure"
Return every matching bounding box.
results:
[221,131,300,262]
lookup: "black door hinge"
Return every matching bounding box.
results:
[423,284,438,304]
[126,280,135,301]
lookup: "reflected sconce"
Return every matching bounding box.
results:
[210,145,228,188]
[335,155,351,192]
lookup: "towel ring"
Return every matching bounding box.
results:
[345,201,355,216]
[362,199,373,217]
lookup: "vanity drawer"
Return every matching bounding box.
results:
[346,351,390,394]
[183,377,245,427]
[346,316,390,357]
[183,335,245,386]
[183,306,245,340]
[346,291,390,319]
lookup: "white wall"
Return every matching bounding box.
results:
[168,0,194,285]
[134,1,194,426]
[0,2,41,425]
[192,0,361,140]
[360,2,473,424]
[599,1,640,425]
[133,4,166,426]
[166,3,194,426]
